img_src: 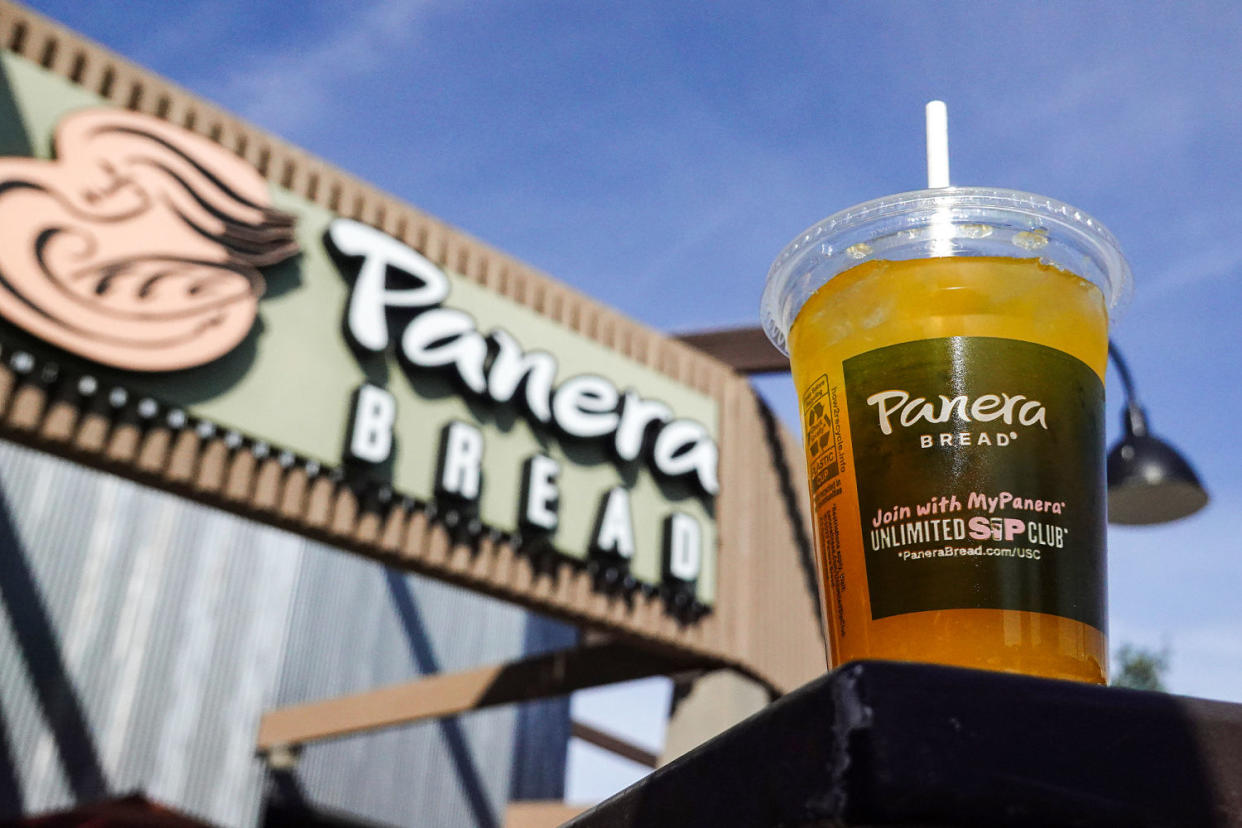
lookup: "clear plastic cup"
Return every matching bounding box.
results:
[761,187,1131,684]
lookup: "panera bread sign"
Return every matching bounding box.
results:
[0,79,718,604]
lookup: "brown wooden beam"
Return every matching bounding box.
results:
[256,641,716,752]
[675,326,789,375]
[571,720,659,768]
[505,801,589,828]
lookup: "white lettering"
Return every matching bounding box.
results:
[869,388,1049,435]
[327,219,450,351]
[1019,400,1048,429]
[593,486,635,559]
[437,421,483,501]
[939,395,970,422]
[900,397,937,428]
[614,391,672,463]
[552,374,620,439]
[521,454,561,531]
[867,390,908,435]
[970,394,1002,421]
[486,328,556,423]
[664,512,702,582]
[653,419,719,496]
[401,308,488,394]
[329,221,721,498]
[349,383,396,463]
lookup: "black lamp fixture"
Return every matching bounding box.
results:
[1106,342,1209,525]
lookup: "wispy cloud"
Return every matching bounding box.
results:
[985,55,1200,192]
[1136,241,1242,308]
[216,0,439,134]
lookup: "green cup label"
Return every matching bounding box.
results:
[843,337,1106,630]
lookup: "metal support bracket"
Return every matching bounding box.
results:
[255,639,717,753]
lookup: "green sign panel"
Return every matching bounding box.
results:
[0,51,719,604]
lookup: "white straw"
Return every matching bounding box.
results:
[925,100,950,189]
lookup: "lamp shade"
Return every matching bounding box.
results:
[1107,424,1209,525]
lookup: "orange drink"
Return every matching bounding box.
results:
[762,189,1130,684]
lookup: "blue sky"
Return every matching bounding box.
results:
[22,0,1242,801]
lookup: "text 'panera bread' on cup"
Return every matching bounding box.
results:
[761,186,1131,684]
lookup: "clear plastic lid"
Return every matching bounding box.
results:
[760,187,1132,355]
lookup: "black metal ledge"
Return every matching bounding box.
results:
[565,660,1242,827]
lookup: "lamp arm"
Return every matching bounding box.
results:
[1108,341,1148,437]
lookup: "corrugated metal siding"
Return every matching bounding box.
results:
[0,440,302,825]
[0,439,572,827]
[270,544,540,827]
[508,614,575,802]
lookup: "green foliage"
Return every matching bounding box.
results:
[1111,643,1170,691]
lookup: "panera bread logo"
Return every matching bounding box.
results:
[0,108,298,371]
[866,390,1049,436]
